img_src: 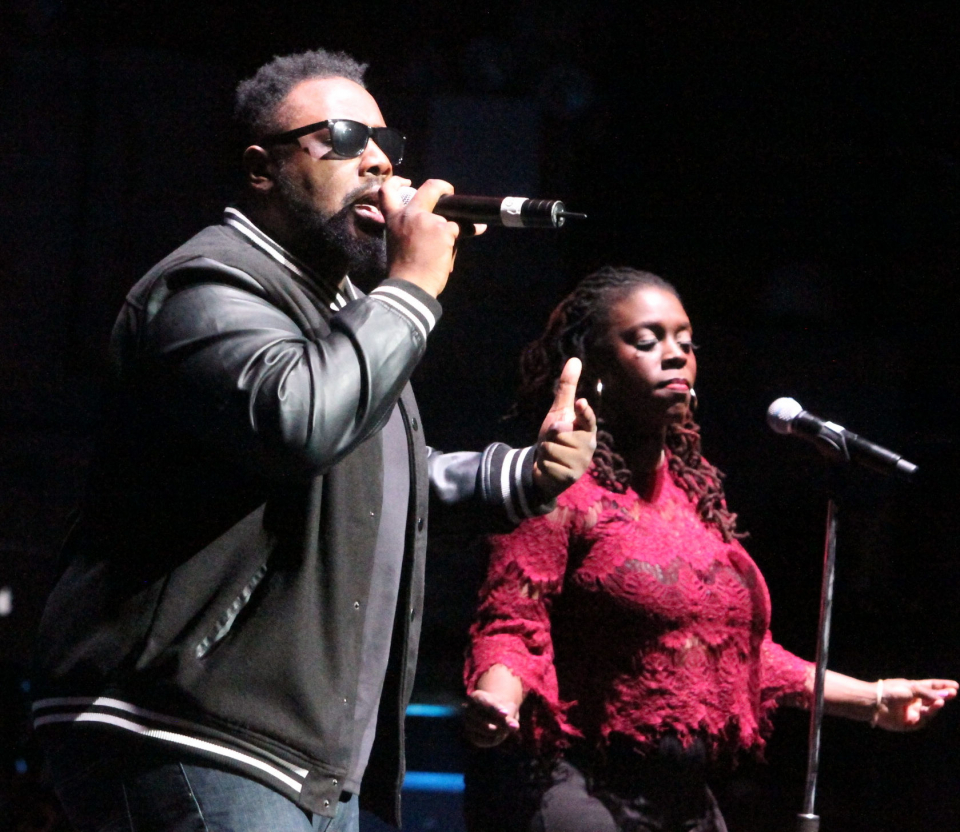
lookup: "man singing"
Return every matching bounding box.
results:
[32,48,596,832]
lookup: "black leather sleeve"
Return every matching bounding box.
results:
[119,267,440,481]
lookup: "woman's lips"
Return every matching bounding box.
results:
[660,379,691,392]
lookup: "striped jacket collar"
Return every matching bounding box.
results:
[223,206,354,311]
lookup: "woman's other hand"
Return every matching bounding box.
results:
[465,664,524,747]
[874,678,959,731]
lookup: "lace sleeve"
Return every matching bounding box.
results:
[760,631,815,711]
[464,505,581,745]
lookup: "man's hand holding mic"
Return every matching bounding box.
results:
[379,177,485,299]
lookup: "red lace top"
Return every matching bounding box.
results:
[465,461,813,758]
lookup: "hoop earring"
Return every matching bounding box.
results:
[591,378,604,420]
[689,387,698,412]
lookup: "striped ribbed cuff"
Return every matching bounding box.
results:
[32,696,311,795]
[369,279,442,343]
[477,443,554,523]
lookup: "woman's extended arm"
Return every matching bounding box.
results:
[819,671,957,730]
[462,494,580,747]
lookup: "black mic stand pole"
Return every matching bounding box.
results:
[797,461,848,832]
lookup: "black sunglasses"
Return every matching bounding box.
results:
[260,119,405,166]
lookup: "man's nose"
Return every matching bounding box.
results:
[359,138,392,177]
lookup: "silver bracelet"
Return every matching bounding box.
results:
[870,678,885,727]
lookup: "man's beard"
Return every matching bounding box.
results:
[275,170,388,290]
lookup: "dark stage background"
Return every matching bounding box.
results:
[1,3,958,830]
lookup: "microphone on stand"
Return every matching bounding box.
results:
[399,187,586,228]
[766,397,918,481]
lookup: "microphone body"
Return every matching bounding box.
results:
[766,397,918,481]
[398,187,584,228]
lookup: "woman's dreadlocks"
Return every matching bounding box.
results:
[516,266,744,542]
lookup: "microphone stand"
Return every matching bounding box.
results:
[797,460,848,832]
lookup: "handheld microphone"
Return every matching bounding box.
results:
[766,397,917,481]
[398,187,586,228]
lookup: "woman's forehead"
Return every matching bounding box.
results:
[607,286,689,328]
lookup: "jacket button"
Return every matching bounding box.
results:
[332,778,338,787]
[354,601,360,610]
[409,606,415,621]
[412,418,419,431]
[323,800,330,809]
[417,516,424,532]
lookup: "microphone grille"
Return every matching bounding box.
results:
[766,397,804,435]
[399,186,416,206]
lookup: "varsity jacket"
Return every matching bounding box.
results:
[32,210,546,824]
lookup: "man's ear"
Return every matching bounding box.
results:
[242,146,275,193]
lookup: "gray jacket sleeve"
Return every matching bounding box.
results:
[427,444,555,522]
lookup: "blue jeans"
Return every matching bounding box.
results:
[42,731,359,832]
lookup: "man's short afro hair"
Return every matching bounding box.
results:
[235,48,368,142]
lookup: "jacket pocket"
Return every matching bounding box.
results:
[194,562,268,659]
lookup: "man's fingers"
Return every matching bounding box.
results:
[540,432,597,457]
[539,440,582,464]
[543,401,596,440]
[401,177,455,213]
[539,359,588,439]
[454,222,487,238]
[378,176,413,217]
[574,398,597,433]
[549,357,582,417]
[536,455,578,486]
[535,383,597,501]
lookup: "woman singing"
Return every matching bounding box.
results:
[463,266,957,832]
